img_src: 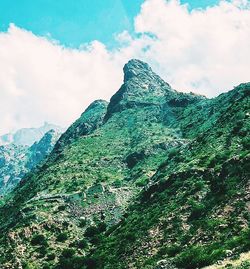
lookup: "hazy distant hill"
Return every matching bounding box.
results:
[0,129,62,195]
[0,122,63,146]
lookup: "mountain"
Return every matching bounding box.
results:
[0,129,62,195]
[0,122,63,147]
[0,144,28,195]
[0,59,249,269]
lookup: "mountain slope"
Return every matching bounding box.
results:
[0,60,249,269]
[92,83,250,269]
[53,99,108,154]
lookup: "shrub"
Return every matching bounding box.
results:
[56,255,86,269]
[46,253,56,261]
[232,120,243,135]
[58,205,66,211]
[57,232,68,242]
[113,180,122,187]
[168,148,179,159]
[83,257,98,269]
[239,261,250,269]
[175,244,226,269]
[124,232,136,242]
[31,234,48,246]
[242,137,250,150]
[208,151,230,168]
[38,246,47,257]
[97,222,107,233]
[79,219,87,228]
[226,229,250,252]
[77,239,88,249]
[61,248,75,258]
[135,177,148,187]
[188,200,206,220]
[166,244,182,257]
[193,180,205,191]
[84,226,99,238]
[22,262,39,269]
[175,246,209,268]
[42,263,50,269]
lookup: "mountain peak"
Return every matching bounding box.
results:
[123,59,152,82]
[105,59,174,120]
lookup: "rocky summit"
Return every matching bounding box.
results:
[0,59,249,269]
[105,59,174,120]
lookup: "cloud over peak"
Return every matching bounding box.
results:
[0,0,249,134]
[134,0,250,95]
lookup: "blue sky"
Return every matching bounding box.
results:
[0,0,219,48]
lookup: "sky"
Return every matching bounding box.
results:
[0,0,219,47]
[0,0,249,134]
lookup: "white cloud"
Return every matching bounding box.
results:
[0,25,126,134]
[0,0,249,134]
[134,0,250,96]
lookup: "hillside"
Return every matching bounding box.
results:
[0,59,249,269]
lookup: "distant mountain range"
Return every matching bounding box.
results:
[0,122,63,146]
[0,124,63,195]
[0,60,249,269]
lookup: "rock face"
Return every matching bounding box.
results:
[0,60,249,269]
[0,129,61,194]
